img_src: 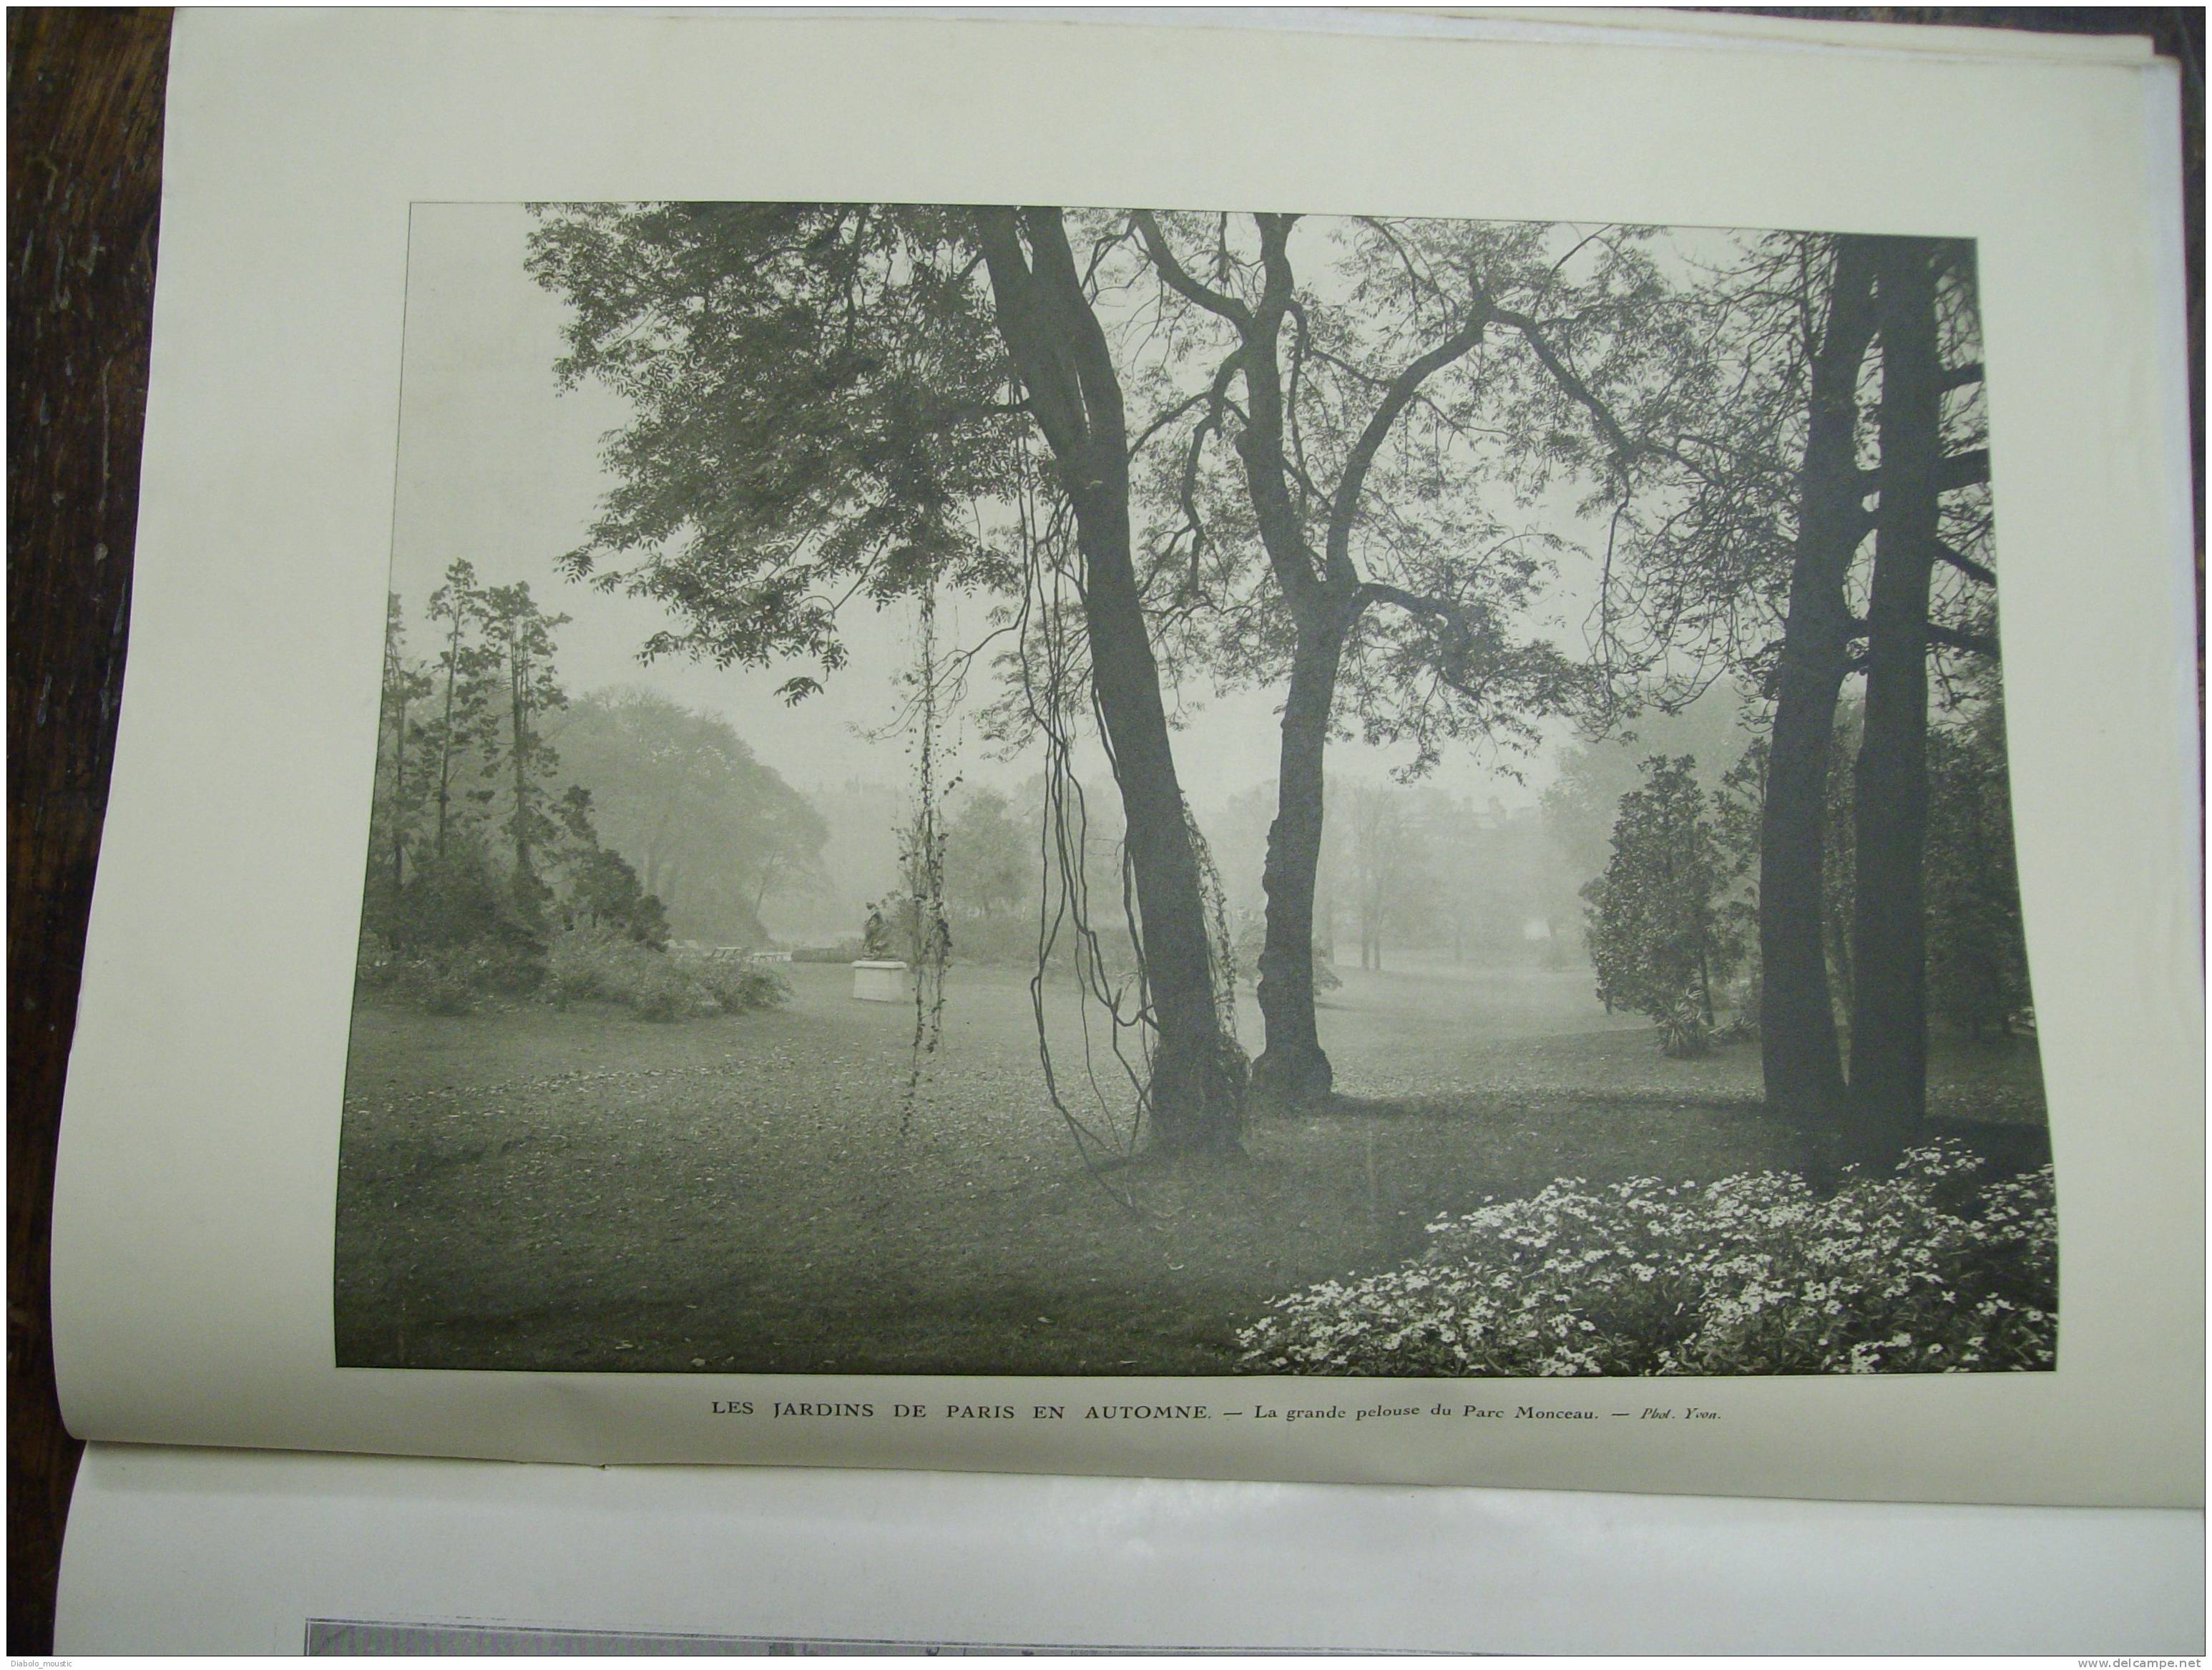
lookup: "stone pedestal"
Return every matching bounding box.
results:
[851,959,910,1003]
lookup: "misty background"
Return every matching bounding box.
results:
[386,202,1745,954]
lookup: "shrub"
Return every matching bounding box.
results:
[668,949,791,1015]
[564,846,672,950]
[381,841,540,953]
[632,959,720,1022]
[354,929,397,988]
[357,838,550,1009]
[390,951,483,1016]
[1657,993,1712,1058]
[1582,755,1746,1051]
[547,929,789,1021]
[547,927,696,1019]
[357,930,545,1015]
[1235,1141,2055,1377]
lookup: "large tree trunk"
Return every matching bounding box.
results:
[1758,236,1880,1116]
[1127,212,1489,1115]
[1847,239,1944,1131]
[1070,483,1246,1153]
[1249,609,1351,1110]
[976,207,1245,1156]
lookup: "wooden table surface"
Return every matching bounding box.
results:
[6,6,2199,1656]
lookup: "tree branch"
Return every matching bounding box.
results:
[1148,213,1328,608]
[1125,364,1238,464]
[1935,539,1996,587]
[1927,621,1999,658]
[1130,211,1252,328]
[1326,305,1494,580]
[1844,613,1996,659]
[1859,446,1990,498]
[1284,296,1311,519]
[1019,208,1128,459]
[973,210,1082,456]
[1491,305,1642,472]
[1489,303,1736,497]
[1255,213,1299,316]
[1356,580,1494,700]
[1355,217,1439,308]
[1937,446,1990,493]
[1166,364,1241,602]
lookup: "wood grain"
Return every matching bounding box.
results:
[8,8,170,1656]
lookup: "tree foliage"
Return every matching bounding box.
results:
[1922,703,2031,1041]
[1331,778,1428,973]
[517,204,2027,1143]
[422,559,502,857]
[1582,755,1747,1054]
[942,786,1032,924]
[527,204,1027,700]
[480,580,572,899]
[550,688,826,946]
[361,586,689,1006]
[1120,213,1612,759]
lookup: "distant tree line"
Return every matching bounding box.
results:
[361,561,825,1011]
[919,772,1572,982]
[553,688,828,946]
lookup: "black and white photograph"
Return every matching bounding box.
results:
[333,201,2055,1381]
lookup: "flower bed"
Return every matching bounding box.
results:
[1236,1141,2055,1377]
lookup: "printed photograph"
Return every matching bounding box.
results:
[335,203,2054,1377]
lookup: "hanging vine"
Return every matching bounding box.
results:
[894,577,954,1138]
[1187,813,1242,1045]
[993,445,1244,1208]
[881,436,1243,1203]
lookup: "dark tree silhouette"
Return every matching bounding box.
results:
[1758,237,1881,1115]
[480,582,571,902]
[423,558,499,859]
[1847,237,1993,1129]
[972,207,1246,1152]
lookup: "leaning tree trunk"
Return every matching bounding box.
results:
[1847,239,1944,1133]
[1249,605,1354,1110]
[975,207,1246,1156]
[1071,482,1246,1153]
[1758,235,1880,1117]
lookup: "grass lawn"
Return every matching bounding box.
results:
[334,956,2048,1375]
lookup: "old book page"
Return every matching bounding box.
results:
[54,1444,2204,1654]
[51,8,2200,1505]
